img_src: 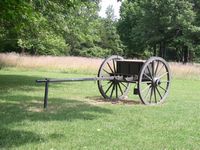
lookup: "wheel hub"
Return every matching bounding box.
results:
[152,77,161,87]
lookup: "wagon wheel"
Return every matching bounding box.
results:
[98,55,130,100]
[138,57,171,105]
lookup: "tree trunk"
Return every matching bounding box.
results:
[153,44,157,56]
[159,42,162,57]
[189,50,193,62]
[182,46,189,64]
[159,41,165,58]
[21,47,25,55]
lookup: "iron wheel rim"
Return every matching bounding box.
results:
[138,57,171,105]
[97,55,130,100]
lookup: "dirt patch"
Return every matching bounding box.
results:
[86,96,141,106]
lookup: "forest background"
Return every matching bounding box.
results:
[1,0,200,63]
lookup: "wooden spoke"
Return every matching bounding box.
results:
[141,83,151,93]
[156,86,162,99]
[110,83,115,98]
[105,82,113,95]
[103,69,111,75]
[140,80,152,84]
[160,80,169,83]
[154,87,157,103]
[158,85,167,93]
[107,62,114,73]
[118,83,123,95]
[102,81,112,87]
[158,72,168,79]
[147,65,153,79]
[113,60,116,73]
[149,87,153,103]
[152,61,155,77]
[120,82,127,88]
[143,73,152,81]
[115,83,118,98]
[155,61,160,76]
[156,63,164,76]
[143,86,151,100]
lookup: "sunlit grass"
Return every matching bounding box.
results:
[0,67,200,149]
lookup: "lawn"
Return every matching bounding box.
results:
[0,67,200,149]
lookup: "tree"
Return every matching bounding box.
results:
[118,0,200,62]
[64,1,102,55]
[97,5,124,56]
[190,0,200,62]
[0,0,100,55]
[117,0,147,58]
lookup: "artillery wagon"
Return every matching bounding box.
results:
[37,55,171,108]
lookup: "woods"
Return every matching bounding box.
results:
[118,0,200,62]
[1,0,200,62]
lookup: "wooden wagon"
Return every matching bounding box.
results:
[37,55,171,108]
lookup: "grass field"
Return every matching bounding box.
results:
[1,53,200,149]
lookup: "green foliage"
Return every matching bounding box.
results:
[0,0,123,57]
[79,46,111,57]
[97,5,124,56]
[1,0,200,61]
[33,33,70,55]
[64,2,102,55]
[118,0,200,61]
[194,45,200,62]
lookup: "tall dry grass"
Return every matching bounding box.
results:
[0,53,102,73]
[0,53,200,78]
[170,62,200,79]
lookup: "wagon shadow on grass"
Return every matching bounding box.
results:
[0,95,112,149]
[0,127,43,148]
[0,74,112,149]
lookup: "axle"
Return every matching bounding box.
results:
[36,76,138,83]
[36,76,114,83]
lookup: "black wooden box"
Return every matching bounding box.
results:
[116,60,144,76]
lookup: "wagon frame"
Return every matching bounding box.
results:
[37,55,171,108]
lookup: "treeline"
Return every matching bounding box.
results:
[0,0,123,58]
[1,0,200,62]
[118,0,200,63]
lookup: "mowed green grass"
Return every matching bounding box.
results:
[0,68,200,150]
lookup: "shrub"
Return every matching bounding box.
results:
[79,47,111,58]
[17,32,70,56]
